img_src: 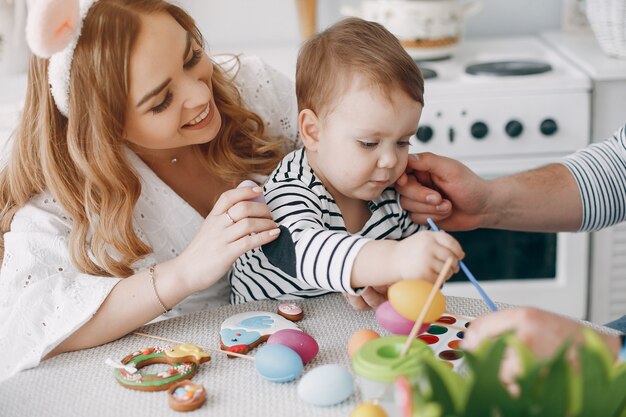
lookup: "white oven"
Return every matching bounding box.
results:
[409,36,591,318]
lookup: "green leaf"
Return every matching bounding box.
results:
[406,332,626,417]
[533,347,570,417]
[462,337,516,417]
[419,357,467,416]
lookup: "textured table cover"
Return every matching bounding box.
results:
[0,294,618,417]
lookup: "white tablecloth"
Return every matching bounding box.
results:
[0,294,616,417]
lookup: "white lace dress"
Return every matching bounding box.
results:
[0,55,299,382]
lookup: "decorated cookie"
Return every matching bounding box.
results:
[277,303,304,321]
[220,311,300,355]
[168,380,206,412]
[113,344,210,391]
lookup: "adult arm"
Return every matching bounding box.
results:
[0,187,277,380]
[396,154,580,231]
[397,126,626,232]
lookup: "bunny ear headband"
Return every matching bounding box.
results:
[25,0,99,117]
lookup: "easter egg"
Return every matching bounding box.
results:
[348,329,380,358]
[375,301,430,335]
[297,364,354,406]
[388,280,446,322]
[351,402,388,417]
[237,180,265,203]
[267,329,319,364]
[254,344,303,383]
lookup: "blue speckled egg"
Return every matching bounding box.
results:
[254,344,303,383]
[297,364,354,406]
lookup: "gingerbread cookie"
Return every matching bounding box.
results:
[220,311,300,355]
[113,344,210,391]
[168,380,206,412]
[277,303,304,321]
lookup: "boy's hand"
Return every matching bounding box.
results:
[342,286,388,311]
[392,231,463,282]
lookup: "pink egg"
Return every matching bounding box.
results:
[267,329,319,364]
[375,301,429,336]
[237,180,265,204]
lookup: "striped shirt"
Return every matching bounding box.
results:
[562,125,626,232]
[229,148,425,304]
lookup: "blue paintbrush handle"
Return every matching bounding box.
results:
[426,218,498,312]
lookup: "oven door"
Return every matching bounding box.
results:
[438,155,589,319]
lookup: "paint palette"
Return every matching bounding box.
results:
[418,313,472,371]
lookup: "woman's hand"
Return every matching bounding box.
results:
[176,186,280,293]
[462,307,622,386]
[392,231,463,282]
[396,153,490,231]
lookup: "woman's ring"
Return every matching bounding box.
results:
[225,211,235,225]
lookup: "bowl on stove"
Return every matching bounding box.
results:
[341,0,482,60]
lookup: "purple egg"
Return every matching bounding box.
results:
[376,301,429,335]
[266,329,319,364]
[237,180,265,204]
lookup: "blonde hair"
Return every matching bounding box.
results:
[0,0,286,277]
[296,17,424,116]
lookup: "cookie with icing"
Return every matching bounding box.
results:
[277,303,304,321]
[168,380,206,412]
[113,344,210,391]
[220,311,300,355]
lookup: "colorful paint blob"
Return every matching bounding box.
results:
[407,313,474,372]
[448,340,462,349]
[418,334,440,345]
[427,325,448,335]
[438,350,464,361]
[437,316,457,325]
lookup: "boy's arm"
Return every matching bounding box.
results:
[265,180,373,294]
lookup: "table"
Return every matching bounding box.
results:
[0,294,617,417]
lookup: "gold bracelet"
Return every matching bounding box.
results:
[149,265,169,315]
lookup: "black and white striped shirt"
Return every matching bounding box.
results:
[562,125,626,232]
[229,148,424,304]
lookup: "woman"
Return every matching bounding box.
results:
[0,0,299,380]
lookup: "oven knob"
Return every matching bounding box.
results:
[471,122,489,139]
[540,118,558,136]
[416,126,434,143]
[505,120,523,138]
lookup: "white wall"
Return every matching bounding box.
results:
[179,0,302,50]
[179,0,564,51]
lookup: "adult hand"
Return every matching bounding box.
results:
[461,307,622,386]
[343,286,388,311]
[176,186,280,292]
[396,153,490,231]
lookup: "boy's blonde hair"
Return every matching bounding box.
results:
[296,17,424,116]
[0,0,287,277]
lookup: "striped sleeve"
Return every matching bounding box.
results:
[395,192,423,238]
[265,180,371,295]
[561,125,626,232]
